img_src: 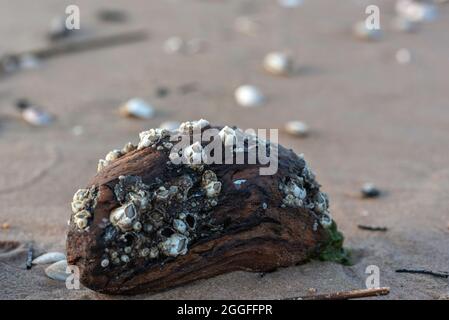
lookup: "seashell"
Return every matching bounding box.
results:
[361,183,381,198]
[66,120,347,294]
[234,85,264,108]
[263,52,294,76]
[163,36,184,54]
[352,21,382,41]
[396,0,437,23]
[285,121,309,137]
[396,48,412,65]
[159,121,181,132]
[278,0,304,8]
[119,98,155,119]
[16,99,53,126]
[32,252,66,265]
[45,260,69,281]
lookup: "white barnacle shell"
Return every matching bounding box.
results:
[105,149,122,162]
[202,170,221,198]
[32,252,66,265]
[319,213,333,228]
[218,126,238,148]
[109,202,138,232]
[122,142,136,154]
[234,85,264,108]
[173,219,188,234]
[119,98,155,119]
[352,21,382,41]
[285,121,309,137]
[73,189,89,202]
[179,119,209,134]
[183,141,205,166]
[159,233,189,257]
[45,260,69,281]
[97,159,109,172]
[138,128,170,149]
[263,52,294,76]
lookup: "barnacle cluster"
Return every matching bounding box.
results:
[279,155,332,228]
[70,186,98,230]
[97,142,136,172]
[98,170,222,268]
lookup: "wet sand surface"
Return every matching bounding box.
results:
[0,0,448,299]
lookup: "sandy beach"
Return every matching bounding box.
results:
[0,0,448,299]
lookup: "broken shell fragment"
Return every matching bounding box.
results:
[285,121,309,137]
[32,252,66,265]
[119,98,155,119]
[66,120,346,294]
[263,52,294,76]
[234,85,264,108]
[164,36,184,54]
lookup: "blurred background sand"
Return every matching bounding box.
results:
[0,0,448,299]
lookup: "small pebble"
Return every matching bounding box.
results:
[71,125,84,136]
[164,37,184,54]
[361,183,381,198]
[1,223,10,230]
[97,9,128,23]
[396,48,412,65]
[155,87,170,98]
[392,16,419,33]
[396,0,437,23]
[285,121,309,137]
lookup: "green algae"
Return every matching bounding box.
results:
[318,221,351,265]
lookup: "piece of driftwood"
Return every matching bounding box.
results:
[66,120,346,295]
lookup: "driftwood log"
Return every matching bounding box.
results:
[66,120,346,295]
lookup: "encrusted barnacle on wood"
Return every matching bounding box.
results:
[66,120,347,295]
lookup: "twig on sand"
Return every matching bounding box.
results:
[285,287,390,300]
[25,244,34,270]
[358,224,388,232]
[396,269,449,279]
[0,30,148,76]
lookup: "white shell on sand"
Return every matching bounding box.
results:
[22,107,53,126]
[234,85,264,108]
[396,0,437,23]
[45,260,69,281]
[32,252,66,265]
[285,121,309,137]
[119,98,155,119]
[353,21,382,41]
[263,52,294,76]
